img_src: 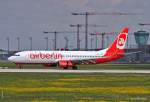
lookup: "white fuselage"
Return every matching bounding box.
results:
[8,49,107,64]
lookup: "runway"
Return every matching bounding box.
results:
[0,69,150,73]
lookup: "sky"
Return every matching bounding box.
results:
[0,0,150,51]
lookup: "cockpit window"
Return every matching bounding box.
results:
[13,53,20,56]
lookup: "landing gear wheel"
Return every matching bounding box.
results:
[72,66,78,70]
[63,67,68,70]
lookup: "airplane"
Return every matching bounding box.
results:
[8,27,129,70]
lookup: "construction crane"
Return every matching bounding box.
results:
[90,32,116,49]
[90,37,94,50]
[43,31,76,50]
[29,37,33,50]
[44,37,48,50]
[72,12,142,50]
[6,37,10,52]
[70,24,107,50]
[64,36,69,49]
[16,37,20,51]
[70,24,83,50]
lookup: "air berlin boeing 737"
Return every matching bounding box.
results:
[8,27,129,69]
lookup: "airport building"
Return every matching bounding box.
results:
[0,49,15,60]
[121,30,150,63]
[0,49,8,60]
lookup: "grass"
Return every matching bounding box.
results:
[0,61,150,101]
[80,64,150,70]
[0,73,150,101]
[0,61,150,70]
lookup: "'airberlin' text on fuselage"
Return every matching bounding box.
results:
[29,53,63,59]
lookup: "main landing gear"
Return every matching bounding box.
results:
[62,66,79,70]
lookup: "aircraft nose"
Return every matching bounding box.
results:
[8,56,14,62]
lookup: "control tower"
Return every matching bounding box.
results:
[134,30,149,46]
[134,30,149,62]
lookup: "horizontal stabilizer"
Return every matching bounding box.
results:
[118,51,142,56]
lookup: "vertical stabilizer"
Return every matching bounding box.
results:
[104,27,129,56]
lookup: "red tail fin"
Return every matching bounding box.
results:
[104,27,129,56]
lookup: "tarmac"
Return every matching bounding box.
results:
[0,68,150,73]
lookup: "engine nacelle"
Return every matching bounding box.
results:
[59,60,74,68]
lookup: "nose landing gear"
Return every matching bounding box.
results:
[15,63,22,69]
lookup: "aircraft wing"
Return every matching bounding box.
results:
[71,56,111,65]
